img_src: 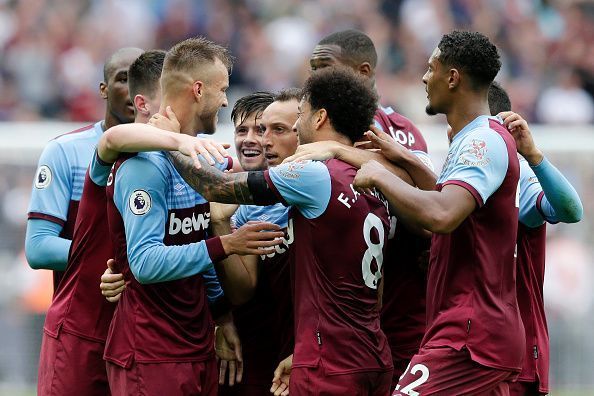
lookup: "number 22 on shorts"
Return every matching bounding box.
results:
[393,362,430,396]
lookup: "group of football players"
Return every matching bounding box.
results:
[26,28,583,396]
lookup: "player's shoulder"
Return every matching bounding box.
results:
[117,151,169,180]
[52,122,102,146]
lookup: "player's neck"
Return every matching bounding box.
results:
[446,96,491,139]
[158,99,199,137]
[314,129,352,147]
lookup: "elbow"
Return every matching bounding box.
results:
[24,238,45,270]
[426,209,460,234]
[130,260,158,285]
[561,203,584,224]
[25,248,44,270]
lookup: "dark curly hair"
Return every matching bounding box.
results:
[488,81,512,115]
[437,31,501,90]
[303,67,378,142]
[231,91,274,126]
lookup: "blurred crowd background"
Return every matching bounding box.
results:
[0,0,594,124]
[0,0,593,394]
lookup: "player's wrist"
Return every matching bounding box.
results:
[524,149,544,166]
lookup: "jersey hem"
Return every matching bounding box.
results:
[104,353,216,368]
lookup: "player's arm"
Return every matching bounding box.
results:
[355,130,509,234]
[210,205,259,305]
[25,140,73,270]
[171,152,332,220]
[499,111,583,227]
[114,157,282,284]
[98,122,229,167]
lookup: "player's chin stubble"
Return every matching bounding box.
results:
[425,105,437,116]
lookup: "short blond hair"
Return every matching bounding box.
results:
[164,37,232,76]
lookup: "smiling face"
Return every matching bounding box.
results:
[234,111,266,171]
[261,99,300,167]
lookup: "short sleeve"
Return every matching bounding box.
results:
[442,131,509,207]
[28,140,72,225]
[264,160,331,219]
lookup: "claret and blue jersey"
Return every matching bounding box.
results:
[27,121,104,289]
[104,149,231,367]
[262,158,393,374]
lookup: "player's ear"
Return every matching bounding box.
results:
[314,109,327,130]
[358,62,372,78]
[134,94,148,117]
[448,68,460,89]
[192,81,203,102]
[99,81,108,100]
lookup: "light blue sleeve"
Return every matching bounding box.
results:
[444,130,509,206]
[232,205,248,229]
[519,156,583,227]
[28,140,72,222]
[267,160,332,219]
[89,150,113,187]
[114,156,218,284]
[202,268,224,303]
[24,219,71,270]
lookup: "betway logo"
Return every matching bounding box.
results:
[168,212,210,235]
[261,218,294,259]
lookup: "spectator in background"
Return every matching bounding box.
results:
[0,0,593,124]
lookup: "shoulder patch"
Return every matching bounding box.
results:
[458,139,490,167]
[34,165,52,189]
[129,190,152,215]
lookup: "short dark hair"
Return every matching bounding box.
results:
[275,87,303,103]
[128,50,166,101]
[437,31,501,89]
[231,91,275,125]
[103,47,144,82]
[164,37,233,76]
[303,68,378,142]
[488,81,511,115]
[318,29,377,68]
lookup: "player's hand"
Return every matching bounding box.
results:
[360,125,410,165]
[498,111,543,165]
[215,314,243,386]
[210,202,239,224]
[353,160,388,192]
[175,135,231,169]
[282,141,341,163]
[100,259,125,303]
[220,221,284,256]
[270,354,292,396]
[149,106,181,133]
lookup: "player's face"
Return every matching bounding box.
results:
[104,51,142,125]
[422,47,447,116]
[199,58,229,134]
[235,111,266,171]
[261,100,299,167]
[293,98,316,145]
[309,44,345,72]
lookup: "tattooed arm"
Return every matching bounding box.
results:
[169,151,279,205]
